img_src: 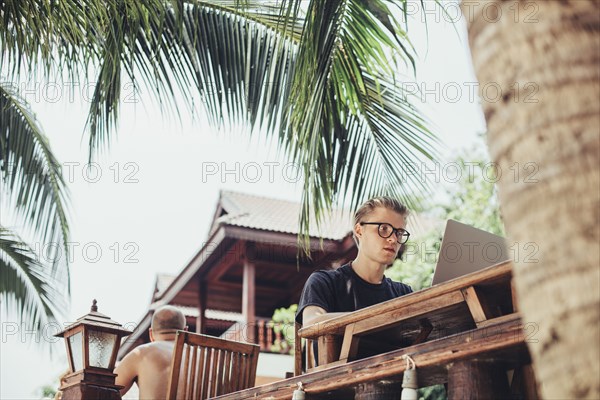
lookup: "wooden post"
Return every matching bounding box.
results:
[317,334,341,366]
[294,322,303,376]
[354,381,401,400]
[258,320,265,350]
[242,248,256,344]
[196,279,207,334]
[447,360,510,400]
[510,364,540,399]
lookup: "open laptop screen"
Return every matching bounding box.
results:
[431,220,509,286]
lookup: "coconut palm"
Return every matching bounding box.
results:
[462,0,599,397]
[3,0,440,232]
[0,83,70,332]
[1,1,439,333]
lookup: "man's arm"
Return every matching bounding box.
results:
[114,349,140,395]
[303,305,350,326]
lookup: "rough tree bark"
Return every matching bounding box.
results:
[461,0,600,398]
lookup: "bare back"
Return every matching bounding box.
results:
[115,340,176,399]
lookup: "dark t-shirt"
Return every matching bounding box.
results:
[296,263,413,325]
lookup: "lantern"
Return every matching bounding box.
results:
[55,300,132,400]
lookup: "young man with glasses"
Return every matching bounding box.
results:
[296,196,413,330]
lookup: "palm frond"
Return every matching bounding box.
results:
[277,0,439,248]
[84,0,303,156]
[0,227,67,333]
[1,0,442,254]
[0,82,70,279]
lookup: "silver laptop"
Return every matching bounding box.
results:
[431,219,509,286]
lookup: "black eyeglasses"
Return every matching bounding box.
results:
[359,222,410,244]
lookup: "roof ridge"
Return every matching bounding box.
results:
[220,189,301,207]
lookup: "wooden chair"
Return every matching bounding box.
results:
[166,331,260,399]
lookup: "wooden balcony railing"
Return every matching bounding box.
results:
[219,317,293,355]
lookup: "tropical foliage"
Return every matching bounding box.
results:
[2,0,440,238]
[1,0,440,335]
[0,83,69,333]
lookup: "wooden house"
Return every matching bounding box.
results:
[118,190,357,384]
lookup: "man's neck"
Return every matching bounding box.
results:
[152,334,177,342]
[351,256,386,284]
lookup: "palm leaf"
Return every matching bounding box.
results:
[0,82,70,280]
[278,0,440,248]
[0,227,67,333]
[1,0,443,253]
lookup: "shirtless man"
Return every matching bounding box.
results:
[115,305,187,399]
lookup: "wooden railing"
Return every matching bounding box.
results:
[219,317,293,355]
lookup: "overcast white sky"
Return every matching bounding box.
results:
[1,4,488,397]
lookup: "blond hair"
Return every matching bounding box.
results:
[353,196,408,226]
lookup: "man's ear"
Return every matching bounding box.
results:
[354,223,362,238]
[148,328,155,342]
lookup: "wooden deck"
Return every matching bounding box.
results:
[214,261,538,399]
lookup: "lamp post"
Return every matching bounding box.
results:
[55,300,132,400]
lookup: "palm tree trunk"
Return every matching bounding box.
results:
[462,0,600,398]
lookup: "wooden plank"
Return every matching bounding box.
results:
[213,313,525,400]
[182,344,191,398]
[447,359,510,399]
[352,290,465,337]
[317,334,341,366]
[188,345,197,399]
[248,345,260,387]
[230,352,241,392]
[196,347,206,400]
[197,279,207,334]
[476,313,520,328]
[511,278,519,312]
[338,323,360,362]
[216,348,225,396]
[205,241,245,282]
[461,286,489,325]
[166,332,186,399]
[201,348,212,399]
[209,347,219,398]
[294,322,302,376]
[242,254,256,344]
[209,281,289,298]
[413,319,433,345]
[510,364,540,399]
[299,261,512,338]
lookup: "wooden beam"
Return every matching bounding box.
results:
[294,322,302,377]
[209,281,288,298]
[447,360,510,399]
[213,313,526,400]
[350,290,465,336]
[509,364,540,399]
[242,248,256,344]
[317,335,341,366]
[196,279,207,334]
[205,241,245,282]
[461,286,490,326]
[338,323,360,362]
[413,319,434,345]
[511,278,519,312]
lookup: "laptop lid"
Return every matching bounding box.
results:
[431,219,509,286]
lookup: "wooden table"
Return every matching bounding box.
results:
[215,260,538,399]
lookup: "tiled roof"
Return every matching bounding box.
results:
[153,274,176,301]
[209,190,354,240]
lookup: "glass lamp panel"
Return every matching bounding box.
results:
[68,332,83,371]
[88,330,117,368]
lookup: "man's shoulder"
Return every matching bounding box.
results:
[385,277,413,295]
[311,264,351,282]
[126,341,174,356]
